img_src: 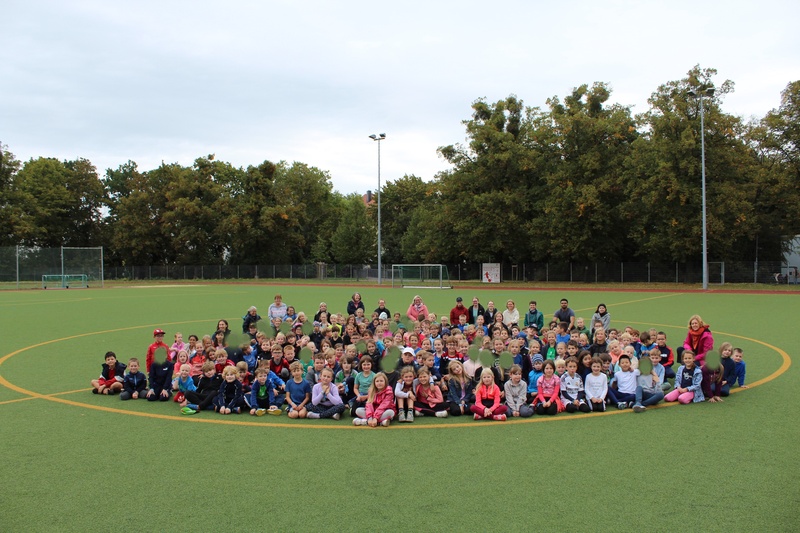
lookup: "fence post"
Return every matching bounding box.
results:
[621,262,624,284]
[675,262,678,284]
[595,263,598,283]
[546,263,549,282]
[16,245,20,289]
[648,262,651,283]
[570,262,573,283]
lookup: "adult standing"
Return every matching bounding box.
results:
[591,303,611,334]
[467,297,485,325]
[553,298,576,331]
[679,315,714,365]
[347,292,365,317]
[374,299,391,320]
[449,297,469,325]
[314,302,328,322]
[483,301,499,326]
[267,294,288,322]
[523,300,545,331]
[502,299,520,327]
[406,295,429,323]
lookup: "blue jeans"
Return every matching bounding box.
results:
[635,386,664,406]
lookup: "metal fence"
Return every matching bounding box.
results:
[101,261,798,285]
[2,247,798,288]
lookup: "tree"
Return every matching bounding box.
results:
[330,193,375,264]
[526,83,638,262]
[0,144,22,246]
[624,66,762,262]
[12,157,104,247]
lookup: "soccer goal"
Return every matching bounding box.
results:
[391,264,452,289]
[42,274,89,289]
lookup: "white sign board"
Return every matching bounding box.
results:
[481,263,500,283]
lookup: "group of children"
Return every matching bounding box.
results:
[90,298,748,426]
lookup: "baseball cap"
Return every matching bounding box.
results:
[153,329,165,336]
[402,347,415,356]
[456,296,463,302]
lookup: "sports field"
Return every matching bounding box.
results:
[1,284,798,532]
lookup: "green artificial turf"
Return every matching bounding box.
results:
[1,285,798,532]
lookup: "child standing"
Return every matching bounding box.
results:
[665,351,705,404]
[504,365,533,417]
[733,348,747,388]
[169,332,186,361]
[120,357,147,400]
[91,351,126,395]
[471,368,508,421]
[146,328,169,369]
[353,372,396,427]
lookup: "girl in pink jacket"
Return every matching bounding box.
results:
[353,372,396,427]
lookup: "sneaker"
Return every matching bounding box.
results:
[474,413,483,420]
[267,407,282,416]
[353,418,367,426]
[181,407,197,415]
[381,419,390,427]
[435,411,448,418]
[415,410,424,417]
[633,404,646,413]
[398,411,407,423]
[492,414,507,421]
[617,402,627,410]
[255,408,267,416]
[332,413,341,420]
[406,411,414,423]
[307,412,320,419]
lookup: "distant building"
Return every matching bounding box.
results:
[362,190,376,206]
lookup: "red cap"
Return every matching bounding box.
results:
[153,329,165,336]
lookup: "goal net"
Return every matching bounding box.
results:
[391,264,452,289]
[42,274,89,289]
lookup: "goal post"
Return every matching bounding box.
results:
[42,274,89,289]
[390,264,452,289]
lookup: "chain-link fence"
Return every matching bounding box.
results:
[2,250,797,289]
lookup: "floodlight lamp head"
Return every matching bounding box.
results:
[379,133,386,139]
[705,88,715,97]
[687,89,697,97]
[369,134,377,140]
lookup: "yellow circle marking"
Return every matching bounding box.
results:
[0,322,791,430]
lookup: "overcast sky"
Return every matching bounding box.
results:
[3,0,799,195]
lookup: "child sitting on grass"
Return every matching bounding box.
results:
[249,366,283,416]
[472,368,507,421]
[665,350,704,404]
[91,351,126,395]
[284,361,311,418]
[307,368,346,420]
[504,365,533,418]
[120,357,146,400]
[214,366,244,414]
[182,362,221,414]
[172,363,197,403]
[446,360,475,417]
[414,367,449,418]
[146,351,173,402]
[353,372,395,427]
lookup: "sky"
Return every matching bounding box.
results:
[3,0,799,195]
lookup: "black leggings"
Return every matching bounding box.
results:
[185,390,215,411]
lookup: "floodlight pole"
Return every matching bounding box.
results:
[688,88,714,290]
[369,133,386,284]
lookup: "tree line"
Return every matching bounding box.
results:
[1,66,798,267]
